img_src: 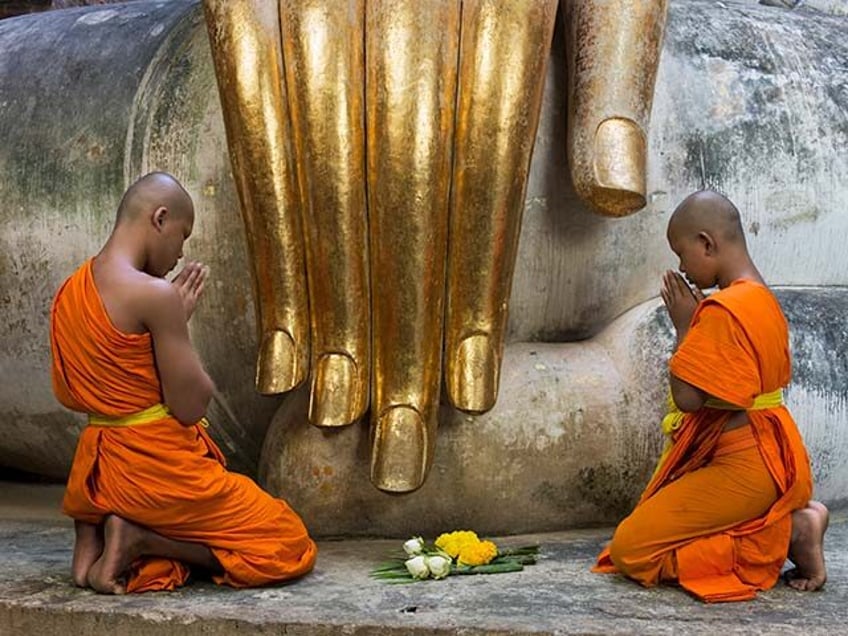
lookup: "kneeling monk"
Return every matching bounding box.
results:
[594,190,828,602]
[50,172,317,594]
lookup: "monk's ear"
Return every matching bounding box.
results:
[152,207,168,232]
[698,231,717,255]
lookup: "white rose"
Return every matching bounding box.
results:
[425,554,451,580]
[403,536,425,556]
[405,555,430,579]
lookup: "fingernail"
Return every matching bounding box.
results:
[309,353,361,427]
[371,406,428,493]
[592,117,647,216]
[255,329,304,394]
[447,333,498,413]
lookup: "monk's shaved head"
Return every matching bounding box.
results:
[116,172,193,225]
[668,190,746,246]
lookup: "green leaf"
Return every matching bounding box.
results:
[451,561,525,575]
[371,561,407,573]
[492,554,537,566]
[371,573,414,580]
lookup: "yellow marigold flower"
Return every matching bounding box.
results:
[435,530,479,558]
[458,539,498,566]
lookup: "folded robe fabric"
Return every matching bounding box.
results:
[51,259,317,592]
[594,280,813,602]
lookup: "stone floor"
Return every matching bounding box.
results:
[0,481,845,635]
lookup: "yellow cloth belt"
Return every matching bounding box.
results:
[88,403,172,427]
[653,388,784,477]
[88,404,209,428]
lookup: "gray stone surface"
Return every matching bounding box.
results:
[0,483,845,635]
[754,0,848,16]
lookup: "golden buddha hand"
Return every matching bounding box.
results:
[202,0,667,492]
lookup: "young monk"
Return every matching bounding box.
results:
[50,172,317,594]
[594,190,828,602]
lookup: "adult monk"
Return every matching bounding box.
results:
[594,190,828,602]
[50,172,317,594]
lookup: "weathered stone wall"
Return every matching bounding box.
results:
[0,0,274,477]
[0,0,141,21]
[0,0,845,534]
[508,0,848,342]
[755,0,848,16]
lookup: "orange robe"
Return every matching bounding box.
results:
[51,259,317,592]
[594,280,813,602]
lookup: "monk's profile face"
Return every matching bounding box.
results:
[667,225,716,290]
[148,204,194,278]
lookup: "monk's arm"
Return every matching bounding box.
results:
[143,283,216,424]
[669,374,707,412]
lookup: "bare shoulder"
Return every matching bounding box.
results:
[134,275,184,330]
[92,258,181,334]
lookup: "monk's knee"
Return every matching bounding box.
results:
[608,517,651,578]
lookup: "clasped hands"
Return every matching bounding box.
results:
[172,261,209,322]
[660,270,706,342]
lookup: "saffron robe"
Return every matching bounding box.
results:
[51,259,317,592]
[594,280,813,602]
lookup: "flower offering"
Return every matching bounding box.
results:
[371,530,539,582]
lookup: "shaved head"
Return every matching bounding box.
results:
[666,190,763,290]
[668,190,746,246]
[117,172,193,226]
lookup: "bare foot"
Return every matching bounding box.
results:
[71,521,103,588]
[785,500,829,591]
[86,514,220,594]
[87,515,146,594]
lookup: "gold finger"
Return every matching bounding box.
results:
[279,0,370,427]
[366,0,460,492]
[565,0,669,217]
[444,0,557,414]
[203,0,310,394]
